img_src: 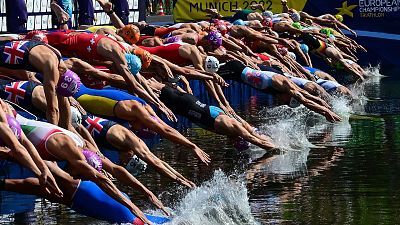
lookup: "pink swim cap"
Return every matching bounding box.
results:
[0,114,22,146]
[82,150,103,172]
[56,69,81,97]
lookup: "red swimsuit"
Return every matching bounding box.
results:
[140,43,191,66]
[47,31,126,60]
[47,31,106,60]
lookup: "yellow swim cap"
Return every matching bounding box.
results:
[335,14,344,22]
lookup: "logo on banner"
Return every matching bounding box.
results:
[173,0,307,22]
[358,0,400,18]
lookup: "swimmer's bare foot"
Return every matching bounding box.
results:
[97,0,113,13]
[50,1,69,24]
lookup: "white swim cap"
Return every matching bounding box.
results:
[288,52,297,60]
[71,106,82,125]
[204,56,220,73]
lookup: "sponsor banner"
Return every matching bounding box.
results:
[173,0,307,22]
[302,0,400,34]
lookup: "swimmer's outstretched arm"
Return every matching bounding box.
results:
[0,103,62,197]
[96,0,125,29]
[63,58,128,89]
[50,0,69,30]
[100,157,170,215]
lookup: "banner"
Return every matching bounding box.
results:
[173,0,307,22]
[0,0,144,32]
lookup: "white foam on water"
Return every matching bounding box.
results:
[164,170,259,225]
[349,65,384,114]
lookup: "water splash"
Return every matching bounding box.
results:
[166,170,259,225]
[350,65,384,115]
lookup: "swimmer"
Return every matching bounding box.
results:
[217,60,341,122]
[0,39,80,125]
[0,99,62,198]
[1,161,170,224]
[44,31,176,121]
[148,78,276,150]
[71,84,211,165]
[0,79,195,187]
[14,111,165,224]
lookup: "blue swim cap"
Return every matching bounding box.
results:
[300,44,309,54]
[233,19,245,26]
[125,53,142,75]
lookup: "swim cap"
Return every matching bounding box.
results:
[320,28,331,36]
[119,24,140,45]
[57,69,81,97]
[204,56,220,73]
[291,12,301,22]
[262,11,274,18]
[277,45,288,56]
[335,14,344,22]
[232,19,245,26]
[288,52,296,60]
[137,116,159,139]
[262,17,273,28]
[292,22,302,30]
[133,47,152,69]
[305,18,313,25]
[25,30,48,44]
[206,30,223,49]
[70,107,82,125]
[125,155,148,176]
[6,114,22,140]
[300,44,309,54]
[0,114,22,145]
[164,35,181,44]
[233,136,250,151]
[82,150,103,172]
[125,53,142,75]
[216,24,228,35]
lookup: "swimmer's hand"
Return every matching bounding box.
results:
[177,177,195,188]
[148,194,170,216]
[280,39,296,49]
[213,74,229,87]
[39,170,63,198]
[323,110,341,123]
[159,104,177,122]
[193,147,211,165]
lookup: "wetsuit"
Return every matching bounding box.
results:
[0,80,41,113]
[0,40,46,72]
[47,32,125,60]
[303,67,342,92]
[139,43,191,66]
[140,26,178,37]
[159,86,224,130]
[73,84,146,117]
[71,180,170,224]
[17,114,84,161]
[300,33,327,54]
[81,114,117,146]
[218,60,275,91]
[230,9,253,22]
[86,25,117,33]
